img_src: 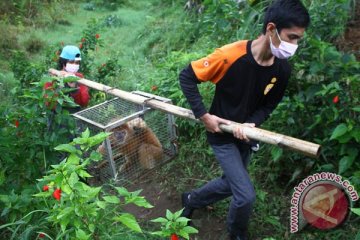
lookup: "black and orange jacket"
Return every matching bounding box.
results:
[179,40,291,143]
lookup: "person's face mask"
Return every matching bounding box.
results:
[65,63,80,73]
[270,29,298,59]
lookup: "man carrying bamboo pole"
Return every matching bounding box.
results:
[179,1,310,239]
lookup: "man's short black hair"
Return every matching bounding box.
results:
[262,0,310,34]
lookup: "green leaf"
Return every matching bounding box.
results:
[271,147,283,162]
[78,170,92,178]
[89,224,95,233]
[115,187,130,197]
[54,144,79,153]
[339,156,355,174]
[81,128,91,138]
[330,123,348,140]
[151,231,166,237]
[57,207,73,220]
[352,106,360,112]
[114,213,142,233]
[130,196,153,208]
[178,230,190,240]
[76,228,91,240]
[68,172,79,188]
[176,217,190,223]
[166,209,173,220]
[351,208,360,216]
[67,154,80,165]
[182,225,199,234]
[60,218,70,232]
[96,201,107,209]
[88,132,112,147]
[103,196,120,204]
[151,217,168,223]
[173,209,183,219]
[33,191,52,198]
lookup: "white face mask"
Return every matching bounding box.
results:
[65,63,80,73]
[270,29,298,59]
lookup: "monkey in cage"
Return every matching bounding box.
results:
[97,117,163,173]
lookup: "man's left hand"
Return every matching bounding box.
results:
[233,123,255,142]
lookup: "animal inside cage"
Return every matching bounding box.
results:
[73,91,178,186]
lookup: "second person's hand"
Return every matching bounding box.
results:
[199,113,231,133]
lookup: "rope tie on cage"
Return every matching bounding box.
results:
[142,96,156,110]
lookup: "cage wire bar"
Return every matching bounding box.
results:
[73,91,178,186]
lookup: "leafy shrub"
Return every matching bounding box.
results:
[151,209,198,240]
[89,0,130,10]
[23,34,46,54]
[1,130,154,239]
[102,14,123,28]
[0,21,19,58]
[10,51,47,89]
[95,56,122,84]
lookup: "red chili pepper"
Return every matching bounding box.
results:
[15,120,19,128]
[333,95,339,104]
[43,185,49,191]
[151,85,158,91]
[79,43,83,49]
[52,188,61,201]
[38,233,45,238]
[170,234,179,240]
[95,33,100,39]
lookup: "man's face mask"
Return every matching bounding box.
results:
[270,29,298,59]
[65,63,80,73]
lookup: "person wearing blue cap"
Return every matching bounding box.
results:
[46,45,90,108]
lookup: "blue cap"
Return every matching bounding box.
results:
[60,45,81,61]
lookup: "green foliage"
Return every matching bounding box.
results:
[0,75,84,199]
[0,21,19,58]
[88,0,131,10]
[262,36,360,188]
[1,130,154,239]
[95,54,122,84]
[304,0,354,41]
[102,14,123,28]
[151,209,198,240]
[77,18,104,77]
[0,0,74,27]
[10,51,47,89]
[23,34,46,54]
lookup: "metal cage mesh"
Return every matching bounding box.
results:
[73,95,177,186]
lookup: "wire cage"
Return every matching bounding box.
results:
[73,91,178,186]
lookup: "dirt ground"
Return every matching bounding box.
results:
[124,177,228,240]
[124,6,360,240]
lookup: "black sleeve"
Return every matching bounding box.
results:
[179,64,208,119]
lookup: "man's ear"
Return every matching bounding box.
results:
[266,22,276,36]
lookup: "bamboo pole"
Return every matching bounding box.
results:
[49,69,321,158]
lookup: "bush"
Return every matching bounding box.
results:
[0,21,19,58]
[23,34,46,54]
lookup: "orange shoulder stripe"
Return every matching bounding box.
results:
[191,40,248,84]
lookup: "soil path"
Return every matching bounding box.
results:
[125,177,228,240]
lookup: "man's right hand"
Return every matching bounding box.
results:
[199,113,231,133]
